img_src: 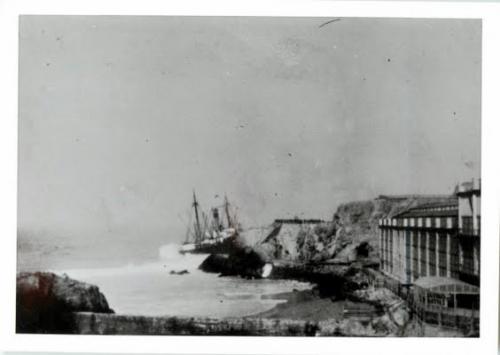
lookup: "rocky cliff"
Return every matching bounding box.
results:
[256,195,456,264]
[16,272,114,333]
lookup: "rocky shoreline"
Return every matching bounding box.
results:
[16,265,418,336]
[197,250,419,336]
[16,271,114,333]
[15,196,471,336]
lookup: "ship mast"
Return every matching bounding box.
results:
[224,194,232,228]
[192,190,202,245]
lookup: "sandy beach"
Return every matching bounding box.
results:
[250,289,380,322]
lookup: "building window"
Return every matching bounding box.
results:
[462,216,473,233]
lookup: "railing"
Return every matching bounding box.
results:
[367,270,479,334]
[413,303,479,334]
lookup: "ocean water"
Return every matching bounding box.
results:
[19,240,311,318]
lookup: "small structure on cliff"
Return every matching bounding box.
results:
[273,218,325,224]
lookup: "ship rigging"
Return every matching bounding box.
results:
[179,191,240,254]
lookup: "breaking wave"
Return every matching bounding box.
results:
[48,242,314,317]
[158,243,185,260]
[55,243,206,280]
[157,243,208,269]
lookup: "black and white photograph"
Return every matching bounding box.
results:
[15,14,482,338]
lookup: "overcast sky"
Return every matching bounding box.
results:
[18,16,481,247]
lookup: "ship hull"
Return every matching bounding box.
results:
[180,236,239,255]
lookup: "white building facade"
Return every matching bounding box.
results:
[378,179,480,287]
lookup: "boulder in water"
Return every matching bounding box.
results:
[199,247,271,279]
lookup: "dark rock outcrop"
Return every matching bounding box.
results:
[199,251,367,298]
[199,247,268,279]
[16,272,113,333]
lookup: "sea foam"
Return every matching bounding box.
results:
[55,243,206,280]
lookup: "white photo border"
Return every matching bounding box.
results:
[1,1,499,354]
